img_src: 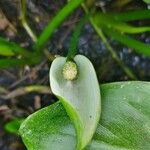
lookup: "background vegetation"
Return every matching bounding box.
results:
[0,0,150,149]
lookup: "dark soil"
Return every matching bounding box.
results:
[0,0,150,150]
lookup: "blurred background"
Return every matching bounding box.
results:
[0,0,150,149]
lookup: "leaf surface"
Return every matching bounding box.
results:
[50,55,101,149]
[20,81,150,150]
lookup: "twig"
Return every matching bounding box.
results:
[9,60,47,89]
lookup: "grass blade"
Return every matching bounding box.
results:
[67,15,88,61]
[109,9,150,22]
[35,0,84,50]
[4,118,24,134]
[0,37,31,57]
[103,28,150,56]
[20,0,37,42]
[0,59,26,69]
[0,38,14,56]
[94,13,150,34]
[143,0,150,4]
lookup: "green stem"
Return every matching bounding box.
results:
[82,4,137,80]
[35,0,84,51]
[20,0,58,62]
[67,15,88,61]
[20,0,37,42]
[0,54,42,69]
[22,20,37,42]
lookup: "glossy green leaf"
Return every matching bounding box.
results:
[50,55,101,149]
[20,81,150,150]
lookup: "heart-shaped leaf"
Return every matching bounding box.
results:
[20,81,150,150]
[49,55,101,149]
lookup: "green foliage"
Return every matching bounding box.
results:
[1,2,149,150]
[35,0,84,50]
[103,28,150,56]
[67,15,88,61]
[5,118,24,134]
[20,81,150,150]
[143,0,150,4]
[0,37,41,68]
[0,2,150,69]
[0,38,14,56]
[94,13,150,34]
[93,10,150,57]
[108,10,150,22]
[0,37,31,57]
[50,55,101,149]
[0,0,84,69]
[0,59,27,68]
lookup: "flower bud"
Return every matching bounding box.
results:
[62,61,78,80]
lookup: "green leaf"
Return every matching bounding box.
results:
[0,45,14,56]
[20,81,150,150]
[108,10,150,22]
[67,15,88,61]
[4,118,24,134]
[50,55,101,149]
[0,59,27,69]
[94,13,150,34]
[35,0,84,50]
[143,0,150,4]
[103,28,150,57]
[0,38,15,56]
[0,37,31,57]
